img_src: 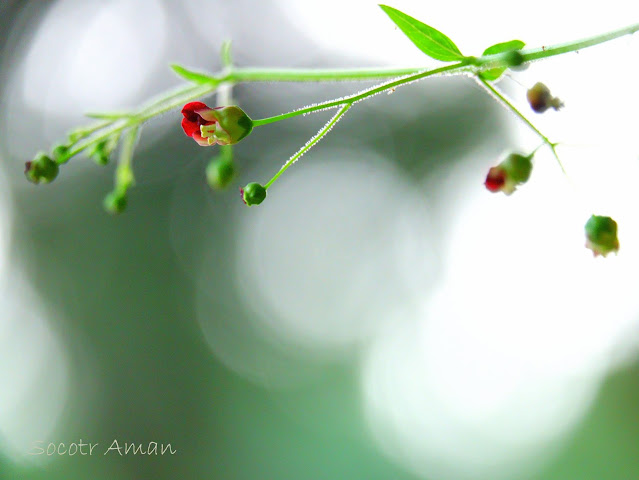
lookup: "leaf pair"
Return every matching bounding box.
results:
[380,4,524,80]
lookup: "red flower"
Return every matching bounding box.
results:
[181,102,253,146]
[484,166,507,193]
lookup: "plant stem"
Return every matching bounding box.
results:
[253,62,469,127]
[478,77,566,174]
[264,103,352,189]
[520,22,639,62]
[66,84,213,158]
[226,67,427,82]
[113,125,140,194]
[63,21,639,164]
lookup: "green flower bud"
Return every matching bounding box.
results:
[241,182,267,206]
[527,82,563,113]
[504,153,533,183]
[484,153,533,195]
[585,215,619,257]
[90,140,110,165]
[503,50,525,68]
[25,152,59,184]
[103,191,127,214]
[206,156,236,190]
[52,144,71,163]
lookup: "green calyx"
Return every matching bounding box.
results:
[202,106,253,145]
[207,156,236,190]
[25,152,59,184]
[241,182,266,206]
[503,153,533,183]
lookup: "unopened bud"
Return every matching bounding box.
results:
[503,50,525,68]
[25,152,59,184]
[527,82,563,113]
[103,191,127,214]
[90,140,110,165]
[206,156,236,190]
[52,144,70,163]
[241,182,266,206]
[484,153,533,195]
[585,215,619,257]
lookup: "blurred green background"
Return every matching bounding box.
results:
[1,1,639,479]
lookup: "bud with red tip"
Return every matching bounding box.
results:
[585,215,619,257]
[25,152,59,184]
[527,82,563,113]
[181,102,253,146]
[484,153,533,195]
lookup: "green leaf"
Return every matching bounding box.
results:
[479,40,525,81]
[482,40,526,56]
[379,5,464,62]
[170,64,219,85]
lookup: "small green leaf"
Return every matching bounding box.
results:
[170,64,219,85]
[482,40,526,56]
[479,40,525,81]
[379,5,464,62]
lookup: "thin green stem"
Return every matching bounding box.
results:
[520,23,639,62]
[66,83,214,159]
[114,125,140,193]
[61,21,639,170]
[226,67,427,83]
[264,103,352,189]
[253,62,470,127]
[478,77,566,174]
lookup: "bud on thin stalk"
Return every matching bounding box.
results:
[241,182,267,206]
[484,152,534,195]
[527,82,563,113]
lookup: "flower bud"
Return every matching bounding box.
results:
[52,144,70,163]
[94,152,109,166]
[503,50,525,68]
[103,191,127,214]
[585,215,619,257]
[206,156,236,190]
[90,135,121,166]
[484,153,533,195]
[182,102,253,146]
[25,152,59,184]
[241,182,267,206]
[526,82,563,113]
